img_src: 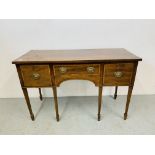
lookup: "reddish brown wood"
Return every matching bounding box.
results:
[103,63,134,86]
[12,48,142,64]
[54,74,100,87]
[114,86,118,99]
[54,64,100,86]
[22,88,35,121]
[16,64,24,87]
[13,49,142,122]
[54,64,100,75]
[98,86,103,121]
[98,64,104,121]
[124,62,138,120]
[39,88,43,101]
[52,86,59,122]
[124,86,133,120]
[16,65,34,121]
[50,64,60,121]
[20,65,52,87]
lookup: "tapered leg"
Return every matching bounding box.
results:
[114,86,118,99]
[39,88,43,101]
[124,86,133,120]
[98,86,103,121]
[22,88,35,121]
[52,86,59,122]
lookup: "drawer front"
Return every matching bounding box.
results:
[53,64,100,86]
[54,64,100,75]
[103,63,134,86]
[20,65,52,87]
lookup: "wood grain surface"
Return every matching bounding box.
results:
[12,48,142,64]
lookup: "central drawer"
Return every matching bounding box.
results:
[54,64,100,75]
[53,64,100,86]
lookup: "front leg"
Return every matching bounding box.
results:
[124,86,133,120]
[52,86,59,122]
[22,88,35,121]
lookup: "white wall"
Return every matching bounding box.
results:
[0,19,155,98]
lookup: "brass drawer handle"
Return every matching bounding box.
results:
[32,73,40,80]
[114,71,123,78]
[59,67,67,73]
[87,66,95,73]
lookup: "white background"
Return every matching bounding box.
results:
[0,0,155,154]
[0,19,155,98]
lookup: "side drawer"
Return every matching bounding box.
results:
[103,63,134,86]
[20,65,52,87]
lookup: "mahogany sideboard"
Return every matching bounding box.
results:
[12,48,142,122]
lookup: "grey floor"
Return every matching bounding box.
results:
[0,95,155,134]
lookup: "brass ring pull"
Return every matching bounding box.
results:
[59,67,67,73]
[87,66,95,73]
[114,71,123,78]
[32,73,40,80]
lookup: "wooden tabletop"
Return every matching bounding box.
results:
[12,48,142,64]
